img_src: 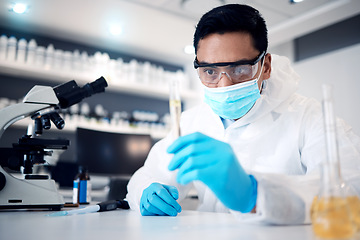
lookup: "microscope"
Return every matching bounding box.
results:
[0,77,108,210]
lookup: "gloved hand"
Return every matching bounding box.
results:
[167,132,257,213]
[140,182,182,216]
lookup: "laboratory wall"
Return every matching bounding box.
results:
[294,43,360,135]
[269,14,360,135]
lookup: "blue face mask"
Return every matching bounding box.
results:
[204,78,261,120]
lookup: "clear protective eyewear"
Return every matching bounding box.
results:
[194,51,265,86]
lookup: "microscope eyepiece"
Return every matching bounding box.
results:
[53,76,108,109]
[82,77,108,97]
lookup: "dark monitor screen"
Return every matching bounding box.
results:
[76,128,153,177]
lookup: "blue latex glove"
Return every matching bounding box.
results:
[167,132,257,213]
[140,182,182,216]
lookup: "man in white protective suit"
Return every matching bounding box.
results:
[126,4,360,224]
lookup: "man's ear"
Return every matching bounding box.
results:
[262,53,272,80]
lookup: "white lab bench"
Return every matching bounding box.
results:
[0,209,316,240]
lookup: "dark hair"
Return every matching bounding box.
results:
[193,4,268,55]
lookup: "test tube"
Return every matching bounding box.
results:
[169,77,181,140]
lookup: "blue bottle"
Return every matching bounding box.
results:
[73,166,91,204]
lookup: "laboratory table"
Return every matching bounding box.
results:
[0,209,316,240]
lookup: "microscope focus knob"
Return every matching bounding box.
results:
[0,172,6,191]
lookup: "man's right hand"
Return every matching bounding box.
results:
[140,182,182,216]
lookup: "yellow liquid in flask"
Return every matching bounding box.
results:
[311,196,360,239]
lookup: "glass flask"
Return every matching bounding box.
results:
[311,84,360,239]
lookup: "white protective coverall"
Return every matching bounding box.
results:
[126,55,360,225]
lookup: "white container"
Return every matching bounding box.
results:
[0,35,8,60]
[128,59,138,83]
[142,61,151,84]
[114,58,124,81]
[16,38,27,63]
[121,62,129,83]
[80,51,89,72]
[108,59,116,81]
[156,66,165,87]
[72,49,80,71]
[26,39,37,65]
[35,46,45,66]
[93,51,104,76]
[63,51,72,70]
[80,102,90,116]
[45,44,54,69]
[7,36,17,61]
[53,49,64,69]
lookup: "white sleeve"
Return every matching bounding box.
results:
[230,118,360,225]
[231,167,360,225]
[126,134,193,212]
[230,173,319,224]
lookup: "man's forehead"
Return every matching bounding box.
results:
[196,32,258,63]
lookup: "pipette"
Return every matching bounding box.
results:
[169,78,181,140]
[46,200,129,217]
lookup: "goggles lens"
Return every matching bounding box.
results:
[197,63,259,84]
[194,52,265,86]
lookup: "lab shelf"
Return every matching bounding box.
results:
[12,117,169,139]
[0,60,199,101]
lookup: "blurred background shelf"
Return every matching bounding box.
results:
[0,59,199,101]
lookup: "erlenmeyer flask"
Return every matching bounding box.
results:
[310,84,360,239]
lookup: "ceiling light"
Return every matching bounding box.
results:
[11,3,28,14]
[290,0,304,3]
[184,45,195,55]
[109,25,122,36]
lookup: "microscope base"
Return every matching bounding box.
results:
[0,167,64,211]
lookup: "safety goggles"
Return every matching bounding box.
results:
[194,51,265,86]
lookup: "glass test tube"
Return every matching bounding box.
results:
[169,78,181,140]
